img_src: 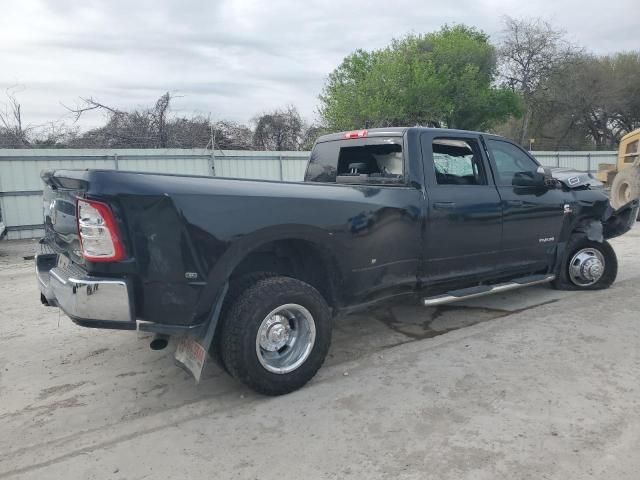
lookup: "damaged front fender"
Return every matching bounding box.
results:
[603,199,639,240]
[571,199,638,243]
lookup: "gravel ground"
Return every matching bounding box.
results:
[0,225,638,479]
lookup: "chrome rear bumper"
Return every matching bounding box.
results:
[36,250,135,329]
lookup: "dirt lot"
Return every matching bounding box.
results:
[1,227,639,479]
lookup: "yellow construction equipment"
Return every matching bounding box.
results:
[597,128,640,210]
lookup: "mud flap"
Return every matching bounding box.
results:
[174,337,208,383]
[173,283,228,383]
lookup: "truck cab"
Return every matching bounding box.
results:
[307,128,633,295]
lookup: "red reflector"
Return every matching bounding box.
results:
[344,130,368,139]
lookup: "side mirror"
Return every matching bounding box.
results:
[512,170,548,188]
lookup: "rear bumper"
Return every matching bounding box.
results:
[36,249,136,330]
[35,243,208,335]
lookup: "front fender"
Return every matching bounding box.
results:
[562,198,637,244]
[603,199,639,240]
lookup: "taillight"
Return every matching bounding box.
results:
[76,198,125,262]
[344,129,368,139]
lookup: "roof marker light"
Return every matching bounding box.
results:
[344,130,368,139]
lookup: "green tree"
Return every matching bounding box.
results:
[319,25,520,131]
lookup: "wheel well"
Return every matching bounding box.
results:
[229,239,339,307]
[570,218,604,243]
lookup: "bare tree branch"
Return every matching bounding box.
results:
[63,97,126,123]
[0,88,30,147]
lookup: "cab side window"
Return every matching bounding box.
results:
[486,139,540,186]
[432,138,487,186]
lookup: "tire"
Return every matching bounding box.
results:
[209,271,277,371]
[552,236,617,291]
[610,167,640,210]
[219,276,332,395]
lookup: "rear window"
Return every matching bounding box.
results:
[305,138,404,184]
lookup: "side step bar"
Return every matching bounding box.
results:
[423,274,555,307]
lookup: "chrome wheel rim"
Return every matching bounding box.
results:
[569,248,605,286]
[255,303,316,374]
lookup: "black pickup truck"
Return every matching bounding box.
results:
[36,128,639,395]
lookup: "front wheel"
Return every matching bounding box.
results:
[552,236,618,290]
[219,276,332,395]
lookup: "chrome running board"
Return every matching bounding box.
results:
[422,274,555,307]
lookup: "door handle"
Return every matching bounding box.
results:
[506,200,524,207]
[433,202,456,210]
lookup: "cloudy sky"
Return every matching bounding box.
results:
[1,0,637,129]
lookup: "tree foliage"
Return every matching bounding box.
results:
[1,92,319,150]
[300,124,330,151]
[319,25,521,131]
[252,106,305,151]
[525,52,640,149]
[498,16,580,144]
[0,88,80,148]
[53,93,255,149]
[68,93,201,148]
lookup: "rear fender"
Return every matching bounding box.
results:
[190,226,343,354]
[193,224,345,323]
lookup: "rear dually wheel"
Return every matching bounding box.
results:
[219,276,332,396]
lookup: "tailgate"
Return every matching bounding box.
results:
[41,170,89,263]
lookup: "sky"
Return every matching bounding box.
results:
[0,0,637,130]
